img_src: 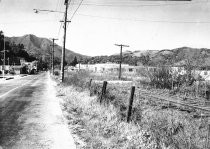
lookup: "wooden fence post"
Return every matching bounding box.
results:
[89,79,93,96]
[206,90,210,100]
[89,79,92,89]
[205,82,207,99]
[127,86,135,122]
[206,124,210,149]
[100,81,107,104]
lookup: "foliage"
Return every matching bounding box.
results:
[139,54,151,66]
[63,71,90,90]
[69,56,78,66]
[54,70,59,76]
[59,72,208,149]
[80,47,210,69]
[80,55,141,66]
[0,31,36,66]
[145,66,173,89]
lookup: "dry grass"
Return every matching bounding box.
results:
[55,71,209,149]
[56,85,157,149]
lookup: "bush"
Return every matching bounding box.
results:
[20,66,28,74]
[9,70,15,75]
[143,66,197,91]
[64,71,90,90]
[148,67,173,89]
[54,71,59,76]
[5,70,9,74]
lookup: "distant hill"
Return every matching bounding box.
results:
[6,34,89,64]
[7,34,210,68]
[150,47,210,67]
[85,47,210,67]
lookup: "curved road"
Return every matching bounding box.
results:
[0,72,76,149]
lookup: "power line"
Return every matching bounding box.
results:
[0,20,58,25]
[77,13,210,24]
[65,0,84,30]
[70,0,209,7]
[54,0,63,19]
[69,0,84,21]
[55,0,60,11]
[57,15,65,38]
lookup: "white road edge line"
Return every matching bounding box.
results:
[0,75,40,99]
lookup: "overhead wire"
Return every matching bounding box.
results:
[69,0,85,21]
[0,20,59,25]
[54,0,62,19]
[56,0,71,41]
[76,13,210,24]
[56,0,210,45]
[64,0,84,30]
[69,0,209,7]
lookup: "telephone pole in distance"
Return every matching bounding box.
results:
[114,44,129,80]
[50,38,58,75]
[1,32,9,77]
[60,0,70,82]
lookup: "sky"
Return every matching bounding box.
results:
[1,0,210,56]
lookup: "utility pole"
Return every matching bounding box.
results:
[1,33,7,77]
[50,38,58,75]
[3,34,5,76]
[114,44,129,80]
[60,0,70,82]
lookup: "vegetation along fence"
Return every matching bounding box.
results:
[88,79,210,149]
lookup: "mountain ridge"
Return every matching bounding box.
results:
[6,34,89,64]
[86,46,210,67]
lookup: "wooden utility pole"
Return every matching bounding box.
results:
[50,38,58,75]
[114,44,129,80]
[3,34,5,73]
[1,33,8,77]
[60,0,70,82]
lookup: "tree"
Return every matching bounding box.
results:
[139,54,151,66]
[70,56,78,66]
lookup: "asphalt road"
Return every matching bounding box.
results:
[0,72,76,149]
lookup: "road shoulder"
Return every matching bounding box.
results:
[10,73,76,149]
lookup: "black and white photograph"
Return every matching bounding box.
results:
[0,0,210,148]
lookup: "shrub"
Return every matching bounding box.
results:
[54,71,59,76]
[148,66,173,89]
[5,70,9,74]
[9,70,15,75]
[142,66,197,91]
[64,71,90,90]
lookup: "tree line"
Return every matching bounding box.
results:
[0,31,36,66]
[79,54,152,66]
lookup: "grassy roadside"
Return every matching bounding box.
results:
[56,85,156,148]
[54,71,208,149]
